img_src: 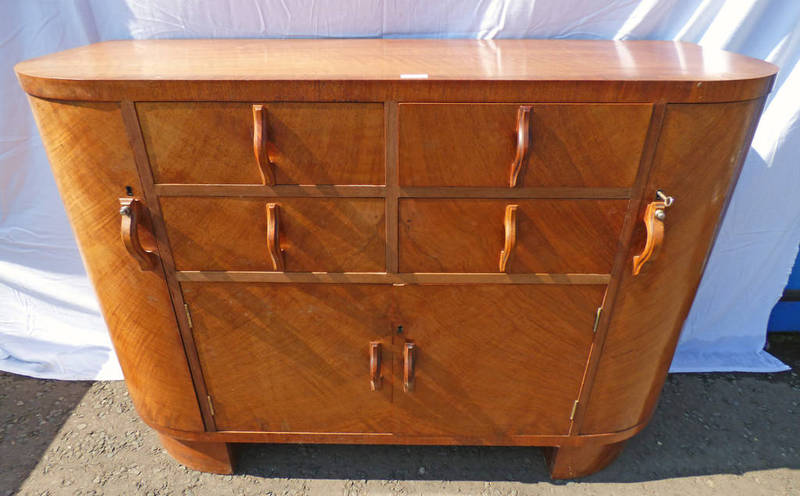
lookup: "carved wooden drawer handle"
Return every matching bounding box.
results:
[499,204,519,272]
[370,342,382,391]
[119,197,159,271]
[253,104,276,185]
[403,342,416,392]
[508,106,532,187]
[266,203,285,271]
[632,191,674,275]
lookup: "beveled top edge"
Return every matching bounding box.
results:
[16,39,777,83]
[15,40,778,103]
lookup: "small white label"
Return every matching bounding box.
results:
[400,73,429,79]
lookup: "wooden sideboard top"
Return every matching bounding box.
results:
[16,39,777,103]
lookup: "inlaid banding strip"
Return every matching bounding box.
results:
[175,271,610,285]
[154,184,630,199]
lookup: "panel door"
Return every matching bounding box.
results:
[183,283,394,433]
[392,285,604,438]
[582,100,766,434]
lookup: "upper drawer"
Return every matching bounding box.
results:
[398,103,652,187]
[399,199,626,274]
[137,102,385,185]
[161,197,385,272]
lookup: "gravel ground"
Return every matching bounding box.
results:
[1,333,798,495]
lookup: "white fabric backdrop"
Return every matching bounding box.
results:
[1,0,797,379]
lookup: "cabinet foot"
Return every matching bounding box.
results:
[158,433,235,474]
[543,440,626,479]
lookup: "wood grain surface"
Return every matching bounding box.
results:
[580,99,765,435]
[15,40,777,103]
[399,104,651,187]
[544,440,627,479]
[398,199,627,274]
[120,101,217,430]
[27,97,204,432]
[157,434,234,475]
[160,197,386,272]
[138,102,384,185]
[174,271,611,285]
[565,103,668,439]
[392,285,605,438]
[18,39,776,479]
[182,283,394,433]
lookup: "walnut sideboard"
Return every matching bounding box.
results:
[15,40,777,479]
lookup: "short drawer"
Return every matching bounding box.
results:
[138,102,385,185]
[398,103,651,187]
[161,197,385,272]
[399,199,627,273]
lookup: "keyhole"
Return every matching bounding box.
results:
[396,325,403,335]
[125,186,134,196]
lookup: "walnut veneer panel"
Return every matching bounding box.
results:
[399,104,651,187]
[183,283,393,433]
[138,102,385,185]
[161,197,385,272]
[27,98,203,432]
[17,40,777,479]
[399,199,627,273]
[393,285,604,437]
[581,100,764,434]
[15,40,777,103]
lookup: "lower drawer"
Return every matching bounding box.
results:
[399,199,627,273]
[161,197,386,272]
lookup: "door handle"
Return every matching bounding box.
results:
[253,104,276,185]
[508,105,532,187]
[119,197,159,271]
[632,190,674,275]
[499,204,519,272]
[265,203,285,271]
[370,341,382,391]
[403,342,416,392]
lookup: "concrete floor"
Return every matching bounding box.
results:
[1,333,798,495]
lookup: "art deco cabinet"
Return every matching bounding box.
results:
[15,40,777,479]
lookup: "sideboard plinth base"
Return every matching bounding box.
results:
[544,440,626,479]
[158,433,235,474]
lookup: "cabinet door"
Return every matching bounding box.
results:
[183,283,393,433]
[582,100,766,434]
[393,285,603,438]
